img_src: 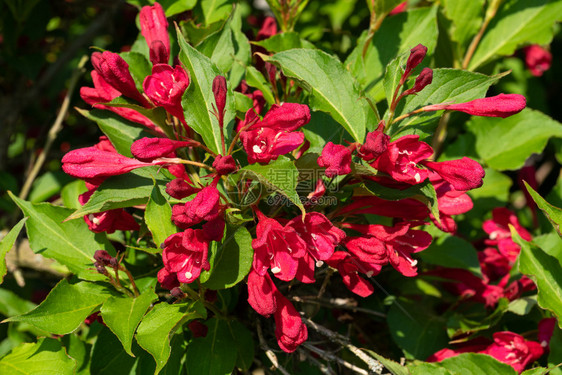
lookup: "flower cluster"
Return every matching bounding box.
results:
[62,4,532,356]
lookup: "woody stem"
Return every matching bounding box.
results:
[462,0,502,69]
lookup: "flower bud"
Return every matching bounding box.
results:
[94,250,113,266]
[170,287,186,299]
[423,94,526,118]
[166,178,199,199]
[402,44,428,83]
[130,137,195,162]
[317,142,352,178]
[360,121,389,161]
[94,261,108,275]
[212,76,227,126]
[403,67,433,96]
[140,2,170,65]
[524,45,552,77]
[149,40,169,65]
[212,154,237,175]
[91,51,150,107]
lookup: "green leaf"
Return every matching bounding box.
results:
[9,193,114,279]
[267,48,367,143]
[100,288,156,357]
[61,333,91,375]
[387,298,449,359]
[145,182,177,248]
[441,0,484,50]
[199,0,234,26]
[365,349,409,375]
[419,235,481,276]
[198,20,235,73]
[525,182,562,237]
[229,320,255,371]
[548,326,562,374]
[0,288,36,318]
[28,171,72,203]
[66,168,167,221]
[185,317,238,375]
[252,32,315,53]
[346,6,438,102]
[177,28,235,154]
[121,51,152,91]
[468,109,562,171]
[245,66,276,105]
[5,279,113,334]
[160,0,197,17]
[61,179,87,209]
[391,69,504,141]
[77,108,154,157]
[409,353,517,375]
[101,96,169,132]
[534,232,562,266]
[0,217,26,284]
[136,301,206,375]
[91,326,137,375]
[238,156,305,214]
[201,226,253,289]
[468,0,562,70]
[375,0,404,15]
[522,368,553,375]
[446,298,509,338]
[227,5,250,88]
[383,53,406,108]
[515,229,562,328]
[507,296,538,316]
[0,338,76,375]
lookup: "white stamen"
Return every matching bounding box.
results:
[414,173,421,183]
[184,271,193,279]
[271,266,281,274]
[366,271,374,278]
[253,145,263,153]
[315,260,324,267]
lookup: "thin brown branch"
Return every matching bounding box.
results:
[257,320,292,375]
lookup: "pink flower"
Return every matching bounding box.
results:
[428,337,491,362]
[130,137,195,162]
[256,16,278,40]
[240,103,310,164]
[252,210,306,281]
[317,142,352,177]
[483,208,531,263]
[273,291,308,353]
[538,318,556,348]
[202,217,225,242]
[62,146,161,182]
[162,229,210,283]
[402,44,428,84]
[143,64,190,124]
[139,2,170,65]
[389,2,407,15]
[326,251,375,297]
[424,157,485,192]
[91,51,150,107]
[524,45,552,77]
[171,186,221,228]
[485,332,543,373]
[337,196,429,221]
[80,71,158,132]
[478,247,512,282]
[423,94,526,118]
[247,269,278,317]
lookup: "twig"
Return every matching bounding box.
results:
[461,0,502,69]
[292,296,386,318]
[19,55,89,200]
[298,347,336,375]
[303,318,384,374]
[256,320,292,375]
[303,343,369,375]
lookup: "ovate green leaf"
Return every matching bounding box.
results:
[145,182,178,248]
[525,182,562,237]
[0,217,26,284]
[0,338,76,375]
[267,48,367,143]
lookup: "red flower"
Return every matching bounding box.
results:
[247,269,278,317]
[139,2,170,65]
[240,103,310,164]
[402,44,428,84]
[422,157,485,191]
[538,318,556,348]
[317,142,352,177]
[166,178,199,199]
[402,67,433,96]
[423,94,526,118]
[289,212,346,263]
[171,186,221,228]
[80,71,158,132]
[483,208,531,263]
[273,291,308,353]
[252,210,306,281]
[212,154,237,175]
[326,252,375,297]
[360,122,389,161]
[389,2,407,15]
[524,45,551,77]
[91,51,151,107]
[485,332,544,373]
[79,190,139,234]
[143,64,190,124]
[162,229,210,283]
[157,267,180,290]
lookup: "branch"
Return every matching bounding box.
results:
[302,318,384,374]
[256,320,292,375]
